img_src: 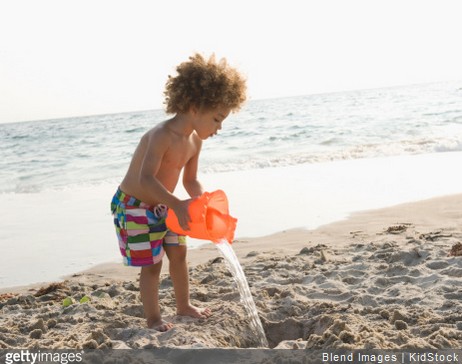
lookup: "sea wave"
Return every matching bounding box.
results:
[1,81,461,193]
[200,136,462,174]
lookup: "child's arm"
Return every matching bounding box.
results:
[183,148,204,198]
[138,131,192,230]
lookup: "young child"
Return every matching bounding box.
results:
[110,53,246,331]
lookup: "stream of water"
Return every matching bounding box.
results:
[215,239,269,348]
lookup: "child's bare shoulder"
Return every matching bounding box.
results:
[146,120,169,136]
[140,121,175,149]
[145,120,173,140]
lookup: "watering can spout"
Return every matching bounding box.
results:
[165,190,237,243]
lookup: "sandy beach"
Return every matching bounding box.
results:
[2,2,462,359]
[1,193,461,349]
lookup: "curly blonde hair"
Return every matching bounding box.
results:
[164,53,247,114]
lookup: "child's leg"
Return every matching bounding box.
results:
[140,261,173,331]
[163,244,212,318]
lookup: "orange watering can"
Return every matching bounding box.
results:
[166,190,237,243]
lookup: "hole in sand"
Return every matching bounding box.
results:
[263,318,307,348]
[263,317,326,349]
[262,315,344,349]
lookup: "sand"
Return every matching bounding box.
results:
[1,194,462,350]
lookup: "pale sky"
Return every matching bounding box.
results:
[1,0,461,124]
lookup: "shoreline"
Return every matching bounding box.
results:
[3,192,461,292]
[72,191,462,280]
[2,151,462,289]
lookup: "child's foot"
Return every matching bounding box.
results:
[147,318,174,332]
[177,304,212,319]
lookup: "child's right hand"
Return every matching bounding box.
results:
[171,199,192,231]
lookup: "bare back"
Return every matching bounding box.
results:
[120,119,201,206]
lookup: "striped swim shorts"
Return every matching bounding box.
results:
[110,187,186,266]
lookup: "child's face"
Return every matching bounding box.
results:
[194,107,231,140]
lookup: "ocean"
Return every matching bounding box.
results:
[1,81,461,194]
[1,80,462,288]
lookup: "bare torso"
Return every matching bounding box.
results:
[119,120,201,206]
